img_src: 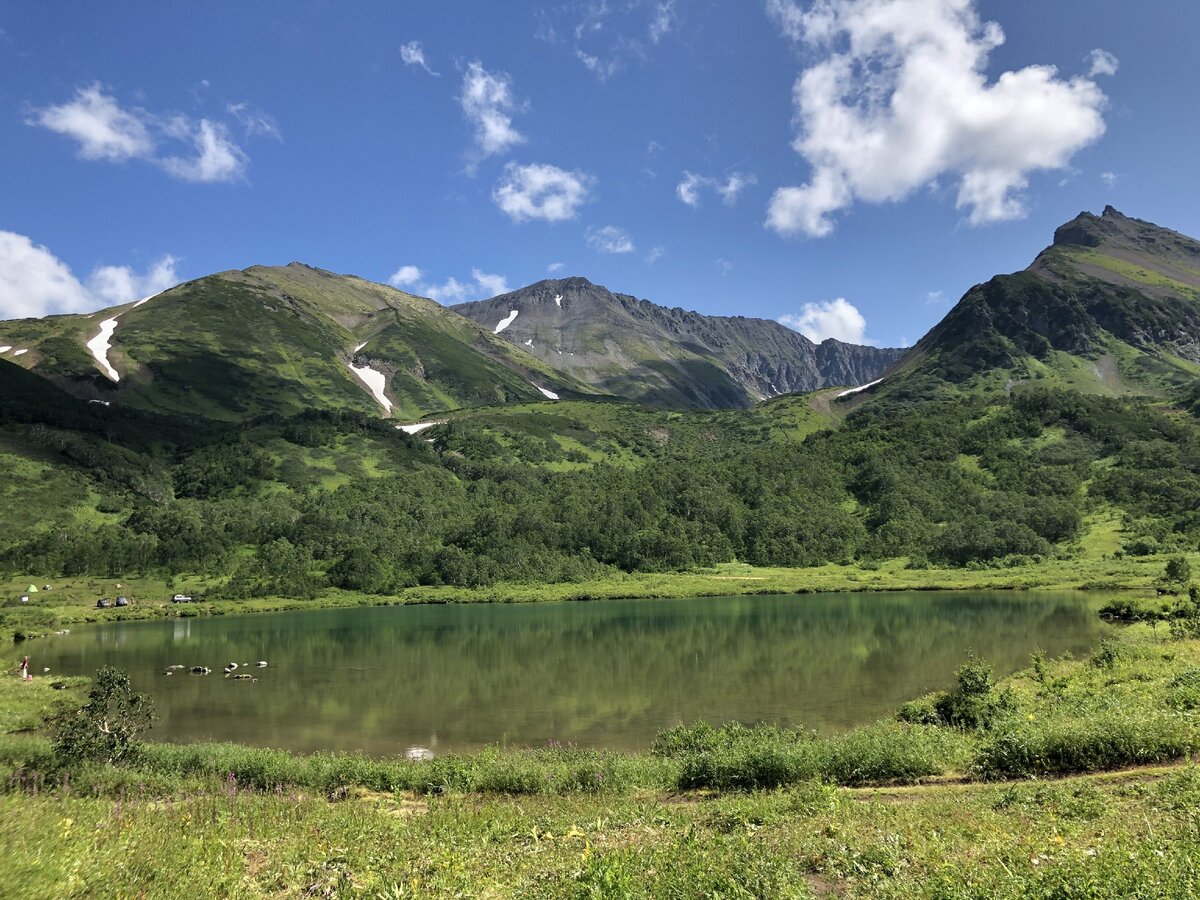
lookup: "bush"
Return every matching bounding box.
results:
[933,653,1015,730]
[53,667,155,765]
[975,710,1199,779]
[673,721,960,791]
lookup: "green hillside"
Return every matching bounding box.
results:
[0,263,597,422]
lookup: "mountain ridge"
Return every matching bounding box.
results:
[453,277,903,409]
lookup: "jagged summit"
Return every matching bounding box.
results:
[453,279,902,409]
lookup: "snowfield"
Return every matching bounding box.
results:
[354,342,368,353]
[533,383,560,400]
[86,318,121,382]
[397,421,444,435]
[494,310,519,334]
[347,362,392,413]
[0,346,11,353]
[836,378,884,399]
[554,294,563,308]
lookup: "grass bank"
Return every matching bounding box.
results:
[1,548,1181,644]
[2,624,1200,895]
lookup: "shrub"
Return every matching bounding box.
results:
[52,667,155,765]
[933,653,1015,730]
[975,710,1199,779]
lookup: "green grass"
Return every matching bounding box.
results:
[3,625,1200,896]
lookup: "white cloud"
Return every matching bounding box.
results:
[677,170,756,208]
[0,231,178,320]
[401,40,439,75]
[30,83,262,184]
[1101,171,1119,188]
[388,265,423,288]
[392,266,509,304]
[717,172,757,205]
[460,61,526,161]
[30,84,153,162]
[764,0,1109,236]
[676,171,706,207]
[586,225,635,254]
[547,261,566,273]
[645,246,665,265]
[88,255,180,305]
[472,268,509,297]
[649,2,677,44]
[1087,49,1119,78]
[716,258,734,275]
[780,298,870,344]
[493,162,593,223]
[159,118,247,183]
[924,289,947,305]
[226,102,282,141]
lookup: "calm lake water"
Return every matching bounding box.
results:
[32,592,1107,756]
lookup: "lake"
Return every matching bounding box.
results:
[31,592,1108,756]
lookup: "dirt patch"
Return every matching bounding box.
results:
[804,872,848,898]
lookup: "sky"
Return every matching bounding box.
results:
[2,0,1199,348]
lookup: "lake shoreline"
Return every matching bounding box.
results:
[4,552,1172,644]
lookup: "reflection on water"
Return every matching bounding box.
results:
[34,592,1108,755]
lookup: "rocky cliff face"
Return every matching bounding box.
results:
[453,278,903,408]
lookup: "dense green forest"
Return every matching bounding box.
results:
[4,372,1198,597]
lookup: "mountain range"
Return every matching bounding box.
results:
[2,206,1199,592]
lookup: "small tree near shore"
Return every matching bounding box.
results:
[53,667,155,765]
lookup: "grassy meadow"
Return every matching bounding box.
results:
[2,619,1200,896]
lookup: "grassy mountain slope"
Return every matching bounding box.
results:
[895,207,1200,394]
[453,277,903,409]
[0,264,596,422]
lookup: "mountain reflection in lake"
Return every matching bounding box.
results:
[35,592,1107,755]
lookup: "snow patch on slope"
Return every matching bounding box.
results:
[354,342,368,353]
[13,349,28,357]
[86,318,121,382]
[554,294,562,308]
[836,378,884,399]
[494,310,519,334]
[0,346,11,353]
[397,421,445,435]
[347,362,392,414]
[532,383,560,400]
[132,294,155,308]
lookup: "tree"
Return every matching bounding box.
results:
[53,667,155,765]
[1165,556,1193,587]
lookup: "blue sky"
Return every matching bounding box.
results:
[2,0,1198,348]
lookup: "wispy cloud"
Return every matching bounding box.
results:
[586,225,635,254]
[1087,49,1119,78]
[29,83,267,184]
[676,170,757,208]
[226,102,282,141]
[0,230,179,320]
[764,0,1109,237]
[389,264,509,303]
[645,246,665,265]
[539,1,680,82]
[460,61,526,165]
[401,40,439,75]
[493,162,594,222]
